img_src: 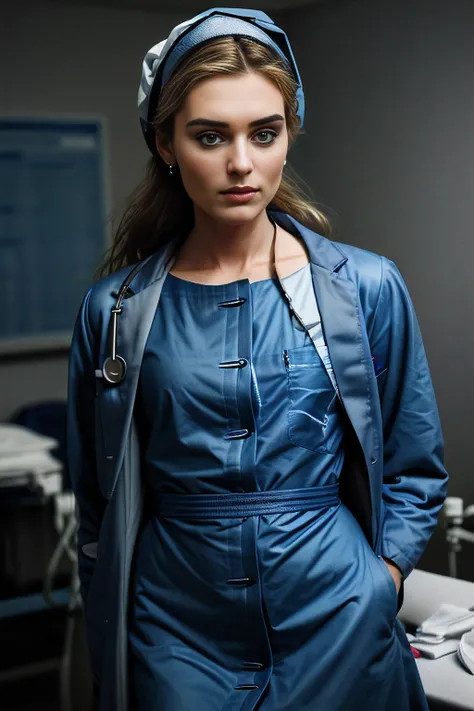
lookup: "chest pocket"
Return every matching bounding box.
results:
[284,345,343,454]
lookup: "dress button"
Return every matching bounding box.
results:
[224,429,250,440]
[217,297,247,308]
[227,577,253,586]
[218,359,248,369]
[371,457,378,465]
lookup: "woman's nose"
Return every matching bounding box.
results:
[227,140,253,175]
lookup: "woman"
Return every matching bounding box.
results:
[67,8,448,711]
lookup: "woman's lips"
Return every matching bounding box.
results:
[220,190,258,202]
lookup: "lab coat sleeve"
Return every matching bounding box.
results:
[67,289,106,602]
[368,257,448,578]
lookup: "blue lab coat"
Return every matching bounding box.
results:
[67,210,448,710]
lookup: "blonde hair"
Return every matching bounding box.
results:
[98,36,330,277]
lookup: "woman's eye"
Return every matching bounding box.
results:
[198,132,222,147]
[254,130,277,144]
[197,129,277,147]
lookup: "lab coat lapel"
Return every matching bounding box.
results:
[310,262,381,466]
[309,261,383,538]
[98,241,177,500]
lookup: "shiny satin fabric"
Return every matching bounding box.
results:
[128,269,427,710]
[67,210,448,710]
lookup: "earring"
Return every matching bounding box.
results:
[284,159,287,166]
[169,164,174,175]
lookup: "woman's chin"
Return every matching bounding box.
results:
[203,201,269,226]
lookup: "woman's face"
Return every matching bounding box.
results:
[158,71,289,226]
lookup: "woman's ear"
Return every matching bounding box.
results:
[155,133,175,167]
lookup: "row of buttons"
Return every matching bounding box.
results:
[217,297,253,441]
[219,296,263,691]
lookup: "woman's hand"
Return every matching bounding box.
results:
[382,557,403,592]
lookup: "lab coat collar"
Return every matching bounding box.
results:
[269,210,348,273]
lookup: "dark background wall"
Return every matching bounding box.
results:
[0,1,187,420]
[281,0,474,578]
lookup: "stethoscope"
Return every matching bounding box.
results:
[102,218,285,387]
[102,257,152,385]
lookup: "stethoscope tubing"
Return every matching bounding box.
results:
[102,257,152,384]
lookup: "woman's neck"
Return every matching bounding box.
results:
[172,210,276,283]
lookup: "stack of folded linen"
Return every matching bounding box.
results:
[407,603,474,672]
[0,423,63,497]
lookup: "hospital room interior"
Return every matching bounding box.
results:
[1,0,473,709]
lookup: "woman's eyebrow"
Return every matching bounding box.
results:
[185,114,285,128]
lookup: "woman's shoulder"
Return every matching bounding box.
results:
[91,262,139,299]
[84,262,140,323]
[78,242,174,335]
[329,237,392,283]
[330,237,403,293]
[76,258,157,343]
[328,237,409,319]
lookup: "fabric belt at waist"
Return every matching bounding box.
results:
[154,484,340,519]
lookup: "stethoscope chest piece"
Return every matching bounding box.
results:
[102,356,127,385]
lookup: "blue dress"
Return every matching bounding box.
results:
[129,266,427,711]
